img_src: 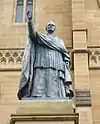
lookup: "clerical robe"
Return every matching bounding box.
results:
[17,32,74,100]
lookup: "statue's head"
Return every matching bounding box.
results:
[46,21,56,34]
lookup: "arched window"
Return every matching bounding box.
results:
[15,0,24,22]
[15,0,34,23]
[25,0,33,22]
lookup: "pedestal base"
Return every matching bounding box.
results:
[10,100,79,124]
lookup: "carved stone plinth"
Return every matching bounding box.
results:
[10,100,79,124]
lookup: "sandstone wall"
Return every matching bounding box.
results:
[1,0,100,124]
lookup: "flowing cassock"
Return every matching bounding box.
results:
[17,32,74,100]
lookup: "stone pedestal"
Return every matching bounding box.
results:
[10,100,79,124]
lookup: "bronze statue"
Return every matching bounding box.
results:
[17,11,74,100]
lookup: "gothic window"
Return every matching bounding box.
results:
[15,0,34,23]
[25,0,33,22]
[15,0,24,22]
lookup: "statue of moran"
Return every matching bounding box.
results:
[17,11,74,100]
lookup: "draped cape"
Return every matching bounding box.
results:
[17,33,74,100]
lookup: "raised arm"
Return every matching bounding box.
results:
[27,11,36,40]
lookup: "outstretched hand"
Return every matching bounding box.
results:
[27,11,32,21]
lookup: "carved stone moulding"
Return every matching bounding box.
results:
[89,48,100,69]
[10,114,79,124]
[0,48,72,71]
[75,89,91,107]
[0,48,100,70]
[0,48,24,70]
